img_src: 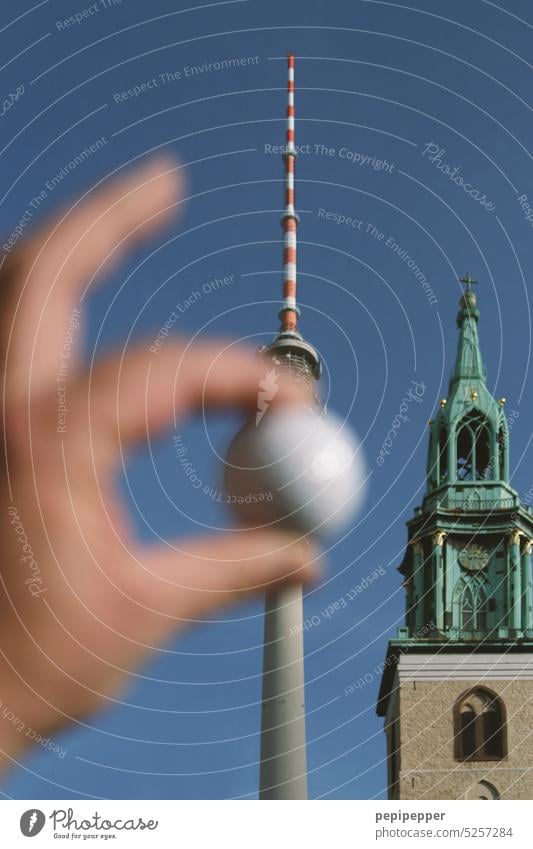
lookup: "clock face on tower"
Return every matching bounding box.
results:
[458,543,490,572]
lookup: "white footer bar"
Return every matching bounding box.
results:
[1,799,530,847]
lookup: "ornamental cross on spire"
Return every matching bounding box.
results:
[459,272,478,291]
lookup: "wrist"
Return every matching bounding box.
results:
[0,696,28,774]
[0,656,43,775]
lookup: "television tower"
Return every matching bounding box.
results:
[258,52,321,800]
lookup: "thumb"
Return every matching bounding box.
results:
[134,530,322,626]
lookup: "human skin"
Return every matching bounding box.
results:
[0,157,319,773]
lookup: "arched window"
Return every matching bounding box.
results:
[454,688,506,761]
[461,585,474,630]
[456,412,491,481]
[465,780,500,800]
[438,426,448,483]
[456,423,473,480]
[476,585,488,630]
[459,579,488,633]
[497,426,506,481]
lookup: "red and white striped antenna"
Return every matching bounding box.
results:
[279,51,299,334]
[264,52,320,387]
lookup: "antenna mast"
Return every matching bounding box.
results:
[280,51,299,333]
[263,53,320,388]
[258,52,318,802]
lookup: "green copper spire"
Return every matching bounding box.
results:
[378,277,533,737]
[392,276,533,643]
[425,277,511,497]
[451,274,486,387]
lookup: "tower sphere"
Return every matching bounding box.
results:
[224,407,365,537]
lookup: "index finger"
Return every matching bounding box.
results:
[3,156,181,402]
[76,339,309,464]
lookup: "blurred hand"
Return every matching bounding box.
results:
[0,158,319,772]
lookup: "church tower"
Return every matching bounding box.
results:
[377,277,533,800]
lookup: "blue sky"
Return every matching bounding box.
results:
[1,0,532,799]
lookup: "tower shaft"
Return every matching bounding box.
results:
[258,52,313,801]
[259,585,308,799]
